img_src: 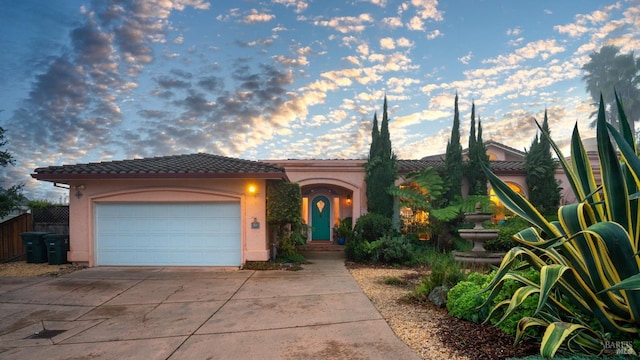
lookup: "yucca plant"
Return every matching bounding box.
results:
[481,94,640,358]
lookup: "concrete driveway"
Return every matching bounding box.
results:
[0,252,419,359]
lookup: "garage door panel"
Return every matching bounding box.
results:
[95,202,241,266]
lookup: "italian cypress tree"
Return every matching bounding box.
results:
[365,96,397,219]
[380,98,393,162]
[474,118,489,195]
[443,93,463,204]
[466,102,478,194]
[524,110,561,215]
[369,112,380,159]
[366,112,380,214]
[467,104,489,195]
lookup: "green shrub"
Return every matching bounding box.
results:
[28,199,63,209]
[346,213,393,262]
[276,252,306,264]
[350,235,418,264]
[447,268,542,336]
[266,181,305,256]
[277,222,308,256]
[446,279,489,322]
[488,268,541,335]
[410,253,465,302]
[353,213,393,242]
[484,217,528,251]
[366,235,415,264]
[345,234,367,262]
[383,276,406,286]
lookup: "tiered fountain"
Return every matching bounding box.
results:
[453,202,505,265]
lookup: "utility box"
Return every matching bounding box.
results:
[21,232,50,263]
[44,234,69,265]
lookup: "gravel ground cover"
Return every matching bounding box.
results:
[0,261,83,277]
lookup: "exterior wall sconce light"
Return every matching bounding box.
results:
[248,185,257,196]
[346,194,351,206]
[74,185,85,199]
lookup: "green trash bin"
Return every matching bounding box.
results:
[21,232,50,263]
[44,234,69,265]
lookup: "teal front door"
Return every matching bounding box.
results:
[311,196,331,240]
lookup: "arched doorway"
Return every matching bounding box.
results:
[311,195,331,240]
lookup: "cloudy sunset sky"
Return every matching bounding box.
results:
[1,0,639,200]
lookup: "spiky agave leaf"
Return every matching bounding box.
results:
[481,95,640,357]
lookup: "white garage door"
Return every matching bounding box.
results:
[95,202,241,266]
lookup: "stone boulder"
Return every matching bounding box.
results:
[428,285,449,308]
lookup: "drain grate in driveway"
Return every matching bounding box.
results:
[24,329,66,339]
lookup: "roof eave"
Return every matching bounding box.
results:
[31,172,289,184]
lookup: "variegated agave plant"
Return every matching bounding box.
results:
[482,94,640,358]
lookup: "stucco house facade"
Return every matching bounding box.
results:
[32,154,287,267]
[31,140,591,267]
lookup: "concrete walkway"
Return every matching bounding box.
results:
[0,252,419,359]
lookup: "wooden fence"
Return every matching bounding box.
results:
[0,213,32,262]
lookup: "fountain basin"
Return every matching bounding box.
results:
[459,229,498,252]
[453,250,505,265]
[463,213,492,229]
[458,229,499,240]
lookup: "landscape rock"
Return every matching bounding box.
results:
[428,285,449,307]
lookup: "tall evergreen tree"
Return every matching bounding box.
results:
[369,112,380,159]
[365,96,397,219]
[366,113,380,214]
[474,118,489,195]
[443,93,463,204]
[468,103,476,152]
[467,104,489,195]
[466,102,477,194]
[380,97,392,161]
[524,110,561,215]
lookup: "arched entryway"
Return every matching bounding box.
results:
[266,159,365,243]
[311,195,331,240]
[301,184,357,243]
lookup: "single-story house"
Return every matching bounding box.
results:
[32,154,287,267]
[31,140,596,267]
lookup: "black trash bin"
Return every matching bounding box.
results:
[44,234,69,265]
[21,232,50,263]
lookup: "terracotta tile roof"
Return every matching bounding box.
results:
[32,153,287,182]
[489,160,525,172]
[397,159,443,173]
[483,140,526,157]
[422,140,526,161]
[398,159,524,174]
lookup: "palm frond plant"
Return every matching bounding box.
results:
[389,166,493,250]
[481,94,640,358]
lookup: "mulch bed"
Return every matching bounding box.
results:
[429,303,539,359]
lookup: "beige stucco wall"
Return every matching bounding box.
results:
[66,178,269,267]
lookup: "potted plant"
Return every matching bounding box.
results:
[335,217,352,245]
